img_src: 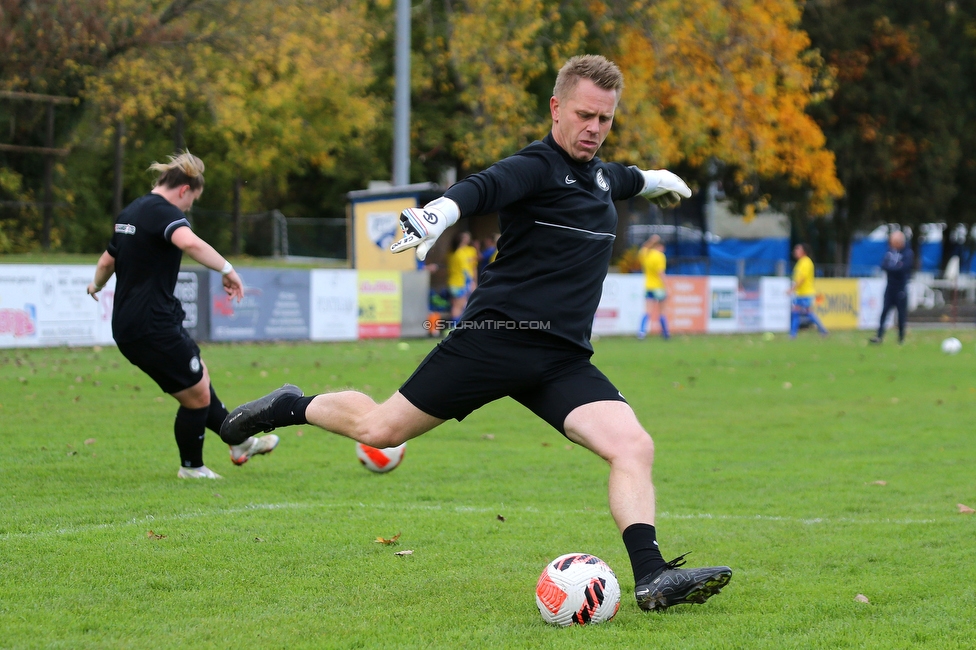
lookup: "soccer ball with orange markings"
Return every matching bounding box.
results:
[535,553,620,626]
[355,442,406,473]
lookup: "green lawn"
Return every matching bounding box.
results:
[1,330,975,649]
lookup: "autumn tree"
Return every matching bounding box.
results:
[409,0,842,225]
[802,0,976,265]
[0,0,213,251]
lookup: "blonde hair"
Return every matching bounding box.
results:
[553,55,624,102]
[149,150,205,190]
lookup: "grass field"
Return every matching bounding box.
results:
[2,329,975,649]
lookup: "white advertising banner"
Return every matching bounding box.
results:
[593,273,645,336]
[310,269,359,341]
[0,265,116,348]
[707,276,739,333]
[858,278,888,330]
[760,277,792,332]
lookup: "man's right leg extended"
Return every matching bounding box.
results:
[221,387,443,449]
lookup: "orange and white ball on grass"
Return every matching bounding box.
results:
[535,553,620,626]
[355,442,406,473]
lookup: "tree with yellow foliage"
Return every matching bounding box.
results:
[415,0,842,219]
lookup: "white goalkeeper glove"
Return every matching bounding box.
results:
[633,167,692,208]
[390,196,460,261]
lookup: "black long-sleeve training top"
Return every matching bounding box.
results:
[880,246,913,296]
[443,133,645,351]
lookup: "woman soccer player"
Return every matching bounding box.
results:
[637,235,669,340]
[86,151,280,478]
[445,231,479,322]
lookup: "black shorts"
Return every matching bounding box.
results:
[399,317,626,434]
[116,328,204,394]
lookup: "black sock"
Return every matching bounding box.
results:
[623,523,667,583]
[271,394,314,427]
[206,385,229,434]
[174,405,209,468]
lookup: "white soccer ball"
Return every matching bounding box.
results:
[535,553,620,626]
[355,442,406,473]
[941,337,962,355]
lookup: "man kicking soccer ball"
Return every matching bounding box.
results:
[223,55,731,611]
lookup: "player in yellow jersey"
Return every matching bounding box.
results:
[637,235,670,340]
[446,231,479,322]
[790,243,828,338]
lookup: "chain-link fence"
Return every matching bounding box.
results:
[188,208,346,261]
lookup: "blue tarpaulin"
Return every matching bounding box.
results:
[707,238,790,276]
[849,239,943,274]
[664,238,790,276]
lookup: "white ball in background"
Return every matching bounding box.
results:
[941,337,962,355]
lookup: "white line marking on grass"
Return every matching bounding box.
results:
[0,503,940,542]
[658,511,939,526]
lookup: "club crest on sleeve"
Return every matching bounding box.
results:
[596,169,609,192]
[189,356,201,373]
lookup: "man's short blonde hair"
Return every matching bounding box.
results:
[553,55,624,102]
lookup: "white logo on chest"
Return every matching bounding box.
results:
[596,169,609,192]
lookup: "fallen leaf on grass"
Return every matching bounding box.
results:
[496,515,506,522]
[296,429,304,437]
[957,503,975,514]
[84,438,96,445]
[541,442,550,447]
[854,594,870,603]
[254,537,264,543]
[73,396,81,403]
[866,480,887,486]
[482,434,495,440]
[375,532,401,545]
[394,550,414,557]
[147,530,166,540]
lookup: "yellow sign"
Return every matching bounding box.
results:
[813,279,859,330]
[358,271,402,338]
[349,197,419,271]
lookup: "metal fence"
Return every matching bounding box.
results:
[189,208,346,261]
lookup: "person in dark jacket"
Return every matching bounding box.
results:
[222,55,731,613]
[87,151,279,479]
[870,231,913,344]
